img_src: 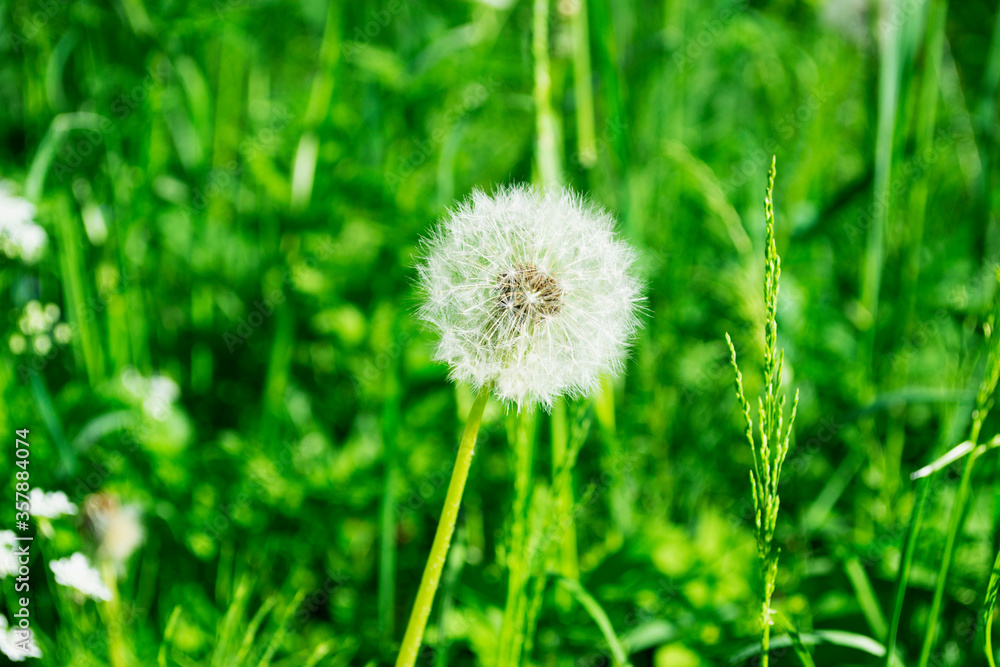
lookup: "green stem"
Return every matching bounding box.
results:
[532,0,562,188]
[917,448,981,667]
[861,0,903,404]
[985,541,1000,667]
[551,397,578,611]
[556,577,631,666]
[395,385,491,667]
[762,620,770,667]
[570,0,596,168]
[498,409,535,667]
[99,561,128,667]
[887,0,948,509]
[883,477,932,667]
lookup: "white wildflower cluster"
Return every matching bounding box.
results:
[121,367,180,421]
[417,185,643,407]
[29,489,77,519]
[49,553,112,601]
[0,614,42,662]
[0,531,18,578]
[0,185,46,264]
[8,301,71,358]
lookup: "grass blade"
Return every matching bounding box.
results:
[884,477,932,667]
[983,545,1000,667]
[844,556,887,640]
[784,619,817,667]
[556,576,632,666]
[730,629,890,663]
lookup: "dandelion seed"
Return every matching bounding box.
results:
[29,489,78,519]
[49,553,112,601]
[417,184,643,408]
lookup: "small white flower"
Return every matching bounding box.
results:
[49,553,112,601]
[122,368,180,421]
[8,334,26,355]
[19,302,48,336]
[0,185,47,264]
[31,335,51,356]
[417,185,643,407]
[43,303,60,323]
[144,376,180,420]
[0,531,18,578]
[0,615,42,661]
[53,323,73,344]
[29,489,77,519]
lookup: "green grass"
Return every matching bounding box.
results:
[3,0,1000,665]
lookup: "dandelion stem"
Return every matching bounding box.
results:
[395,385,491,667]
[551,397,578,611]
[498,408,535,667]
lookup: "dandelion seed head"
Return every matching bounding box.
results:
[417,184,643,408]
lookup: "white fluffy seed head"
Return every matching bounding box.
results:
[417,184,644,408]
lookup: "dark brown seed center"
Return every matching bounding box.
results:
[496,263,562,320]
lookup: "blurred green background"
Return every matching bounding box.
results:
[2,0,1000,664]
